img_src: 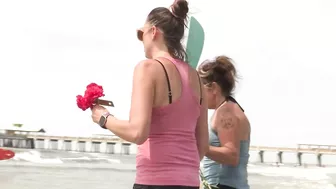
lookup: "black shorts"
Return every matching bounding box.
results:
[217,184,236,189]
[133,184,199,189]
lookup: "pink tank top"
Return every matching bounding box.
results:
[135,57,201,186]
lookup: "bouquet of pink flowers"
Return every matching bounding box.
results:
[76,83,114,111]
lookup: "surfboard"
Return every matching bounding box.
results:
[186,16,205,69]
[0,148,15,160]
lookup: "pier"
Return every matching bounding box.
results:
[0,136,34,149]
[250,144,336,167]
[0,128,335,166]
[28,134,137,155]
[0,128,40,149]
[0,128,137,155]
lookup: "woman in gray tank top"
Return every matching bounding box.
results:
[197,56,251,189]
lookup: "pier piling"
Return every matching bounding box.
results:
[297,152,303,166]
[91,141,101,153]
[317,153,322,167]
[258,150,264,163]
[106,142,115,154]
[77,141,86,152]
[63,140,72,151]
[277,151,283,164]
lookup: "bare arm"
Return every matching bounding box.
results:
[206,109,240,166]
[104,60,155,145]
[195,84,209,161]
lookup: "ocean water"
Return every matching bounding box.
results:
[0,149,335,189]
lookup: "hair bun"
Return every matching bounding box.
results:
[216,56,235,73]
[171,0,189,20]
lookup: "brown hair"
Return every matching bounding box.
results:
[198,56,237,96]
[147,0,189,60]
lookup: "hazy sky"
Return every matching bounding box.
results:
[0,0,335,146]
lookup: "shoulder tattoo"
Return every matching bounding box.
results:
[220,116,235,130]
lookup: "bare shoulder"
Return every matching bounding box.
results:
[135,59,159,72]
[213,105,239,131]
[133,59,162,81]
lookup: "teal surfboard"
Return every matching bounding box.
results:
[186,16,205,69]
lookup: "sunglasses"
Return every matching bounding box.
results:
[137,29,144,41]
[136,26,159,41]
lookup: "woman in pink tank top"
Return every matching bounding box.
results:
[90,0,209,189]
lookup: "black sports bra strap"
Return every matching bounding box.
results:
[196,73,203,105]
[155,59,172,104]
[228,96,244,112]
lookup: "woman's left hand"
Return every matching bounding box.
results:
[91,105,109,124]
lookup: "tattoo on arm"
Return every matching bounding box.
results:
[220,117,234,130]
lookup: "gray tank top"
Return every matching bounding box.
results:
[202,98,250,189]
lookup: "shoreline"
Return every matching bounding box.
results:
[2,148,335,170]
